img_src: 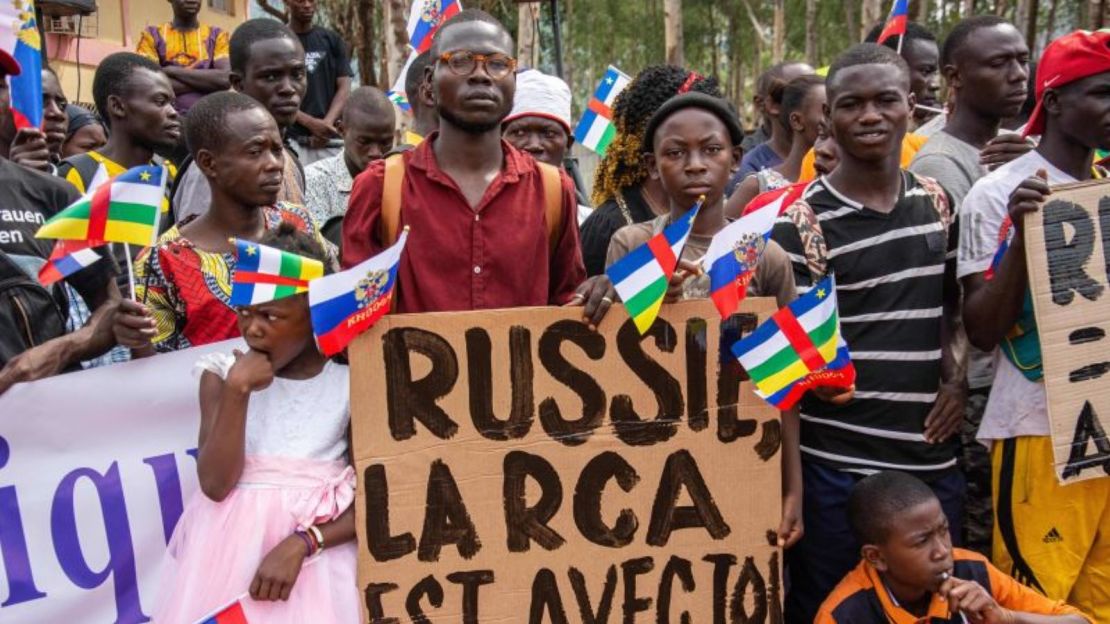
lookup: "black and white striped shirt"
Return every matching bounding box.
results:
[771,172,959,477]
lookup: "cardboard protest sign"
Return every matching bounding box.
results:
[1024,179,1110,484]
[349,300,783,623]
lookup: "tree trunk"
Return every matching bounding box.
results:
[843,0,857,43]
[861,0,883,41]
[772,0,785,63]
[384,0,409,90]
[1023,0,1038,48]
[805,0,817,65]
[517,3,539,68]
[961,0,975,18]
[1045,0,1059,44]
[564,0,574,93]
[664,0,685,66]
[1091,0,1107,29]
[709,4,720,78]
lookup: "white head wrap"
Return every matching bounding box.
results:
[505,69,573,134]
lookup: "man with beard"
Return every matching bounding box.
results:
[342,9,584,312]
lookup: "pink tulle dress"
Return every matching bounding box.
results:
[152,354,360,623]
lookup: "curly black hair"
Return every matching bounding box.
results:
[92,52,164,129]
[941,15,1012,67]
[229,18,299,76]
[185,91,267,158]
[592,65,723,205]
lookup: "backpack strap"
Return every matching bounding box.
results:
[537,161,564,254]
[380,153,406,246]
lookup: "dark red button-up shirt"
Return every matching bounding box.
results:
[342,134,586,313]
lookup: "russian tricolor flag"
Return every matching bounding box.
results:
[38,240,104,286]
[702,186,798,319]
[408,0,462,54]
[194,595,248,624]
[877,0,909,47]
[309,229,408,356]
[985,215,1013,281]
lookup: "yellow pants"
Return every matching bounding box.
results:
[992,436,1110,623]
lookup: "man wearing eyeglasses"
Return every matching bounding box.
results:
[342,9,586,314]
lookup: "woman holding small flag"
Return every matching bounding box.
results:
[579,65,726,277]
[601,91,805,551]
[152,222,359,623]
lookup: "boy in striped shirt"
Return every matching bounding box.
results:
[772,43,966,624]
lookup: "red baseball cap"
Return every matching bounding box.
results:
[1025,29,1110,137]
[0,48,21,77]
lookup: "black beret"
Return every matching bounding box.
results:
[642,92,744,152]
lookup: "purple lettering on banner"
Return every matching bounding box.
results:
[50,462,151,624]
[0,435,47,607]
[142,454,185,544]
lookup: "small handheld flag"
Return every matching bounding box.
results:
[407,0,461,53]
[0,2,42,128]
[38,240,104,286]
[309,228,408,356]
[877,0,910,50]
[193,594,248,624]
[573,66,632,156]
[704,184,805,319]
[732,274,856,410]
[606,197,702,335]
[36,165,167,247]
[985,216,1012,281]
[229,239,324,307]
[387,90,412,113]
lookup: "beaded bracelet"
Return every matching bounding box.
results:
[308,525,325,551]
[294,530,315,557]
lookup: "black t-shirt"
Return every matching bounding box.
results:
[0,158,114,303]
[290,27,352,139]
[578,185,655,277]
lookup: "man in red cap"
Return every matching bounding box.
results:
[958,29,1110,622]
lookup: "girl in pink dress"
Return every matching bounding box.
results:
[153,224,359,623]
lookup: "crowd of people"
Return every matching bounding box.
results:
[0,2,1107,622]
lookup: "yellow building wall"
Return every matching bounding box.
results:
[46,0,249,107]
